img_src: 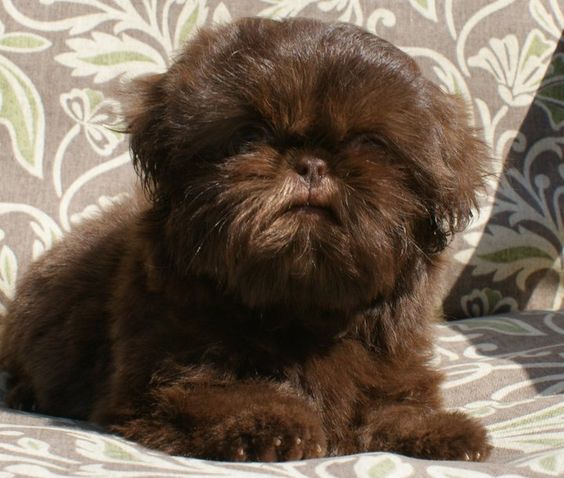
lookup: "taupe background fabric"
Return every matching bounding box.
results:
[1,311,563,477]
[0,0,562,319]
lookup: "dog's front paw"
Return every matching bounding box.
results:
[413,410,492,461]
[207,399,327,461]
[361,406,492,461]
[110,389,327,462]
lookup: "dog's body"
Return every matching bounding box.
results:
[1,18,491,462]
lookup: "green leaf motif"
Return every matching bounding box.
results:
[174,0,210,49]
[84,89,104,112]
[408,0,437,21]
[478,247,553,263]
[525,30,553,58]
[81,51,154,67]
[56,33,166,83]
[212,2,232,24]
[0,55,44,178]
[103,441,134,461]
[354,455,413,478]
[454,317,543,336]
[540,455,557,473]
[21,437,44,450]
[536,53,564,130]
[0,33,50,53]
[484,289,503,309]
[177,5,200,46]
[368,457,396,478]
[490,402,564,435]
[519,438,564,447]
[0,245,17,300]
[517,449,564,477]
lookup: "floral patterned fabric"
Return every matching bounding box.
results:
[1,311,564,477]
[0,1,563,477]
[0,0,562,319]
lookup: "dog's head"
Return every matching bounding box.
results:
[124,17,487,313]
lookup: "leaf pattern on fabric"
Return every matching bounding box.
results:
[408,0,438,22]
[56,33,166,82]
[0,32,50,53]
[0,245,17,300]
[448,317,545,336]
[460,289,519,317]
[468,29,555,107]
[0,54,44,178]
[535,53,564,130]
[0,0,561,319]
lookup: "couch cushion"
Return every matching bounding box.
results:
[1,311,563,477]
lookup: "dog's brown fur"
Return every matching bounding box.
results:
[0,18,491,462]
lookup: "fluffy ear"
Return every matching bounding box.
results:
[416,84,490,253]
[121,73,168,199]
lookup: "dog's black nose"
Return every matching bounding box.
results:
[295,156,327,186]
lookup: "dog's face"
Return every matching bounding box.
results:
[125,18,487,313]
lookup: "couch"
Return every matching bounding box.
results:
[0,1,562,477]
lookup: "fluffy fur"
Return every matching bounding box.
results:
[1,17,491,462]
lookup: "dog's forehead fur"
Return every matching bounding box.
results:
[166,17,426,143]
[125,15,487,281]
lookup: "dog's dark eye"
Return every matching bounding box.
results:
[228,126,269,155]
[347,134,387,151]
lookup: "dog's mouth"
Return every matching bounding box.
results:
[287,204,335,221]
[285,190,339,224]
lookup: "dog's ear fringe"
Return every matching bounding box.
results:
[420,87,492,254]
[120,73,168,200]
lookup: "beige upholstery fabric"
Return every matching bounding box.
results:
[1,311,563,477]
[0,1,562,318]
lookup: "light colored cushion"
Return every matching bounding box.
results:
[1,311,563,477]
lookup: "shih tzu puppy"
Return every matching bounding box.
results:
[1,17,491,462]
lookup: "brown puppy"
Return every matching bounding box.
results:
[1,17,491,462]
